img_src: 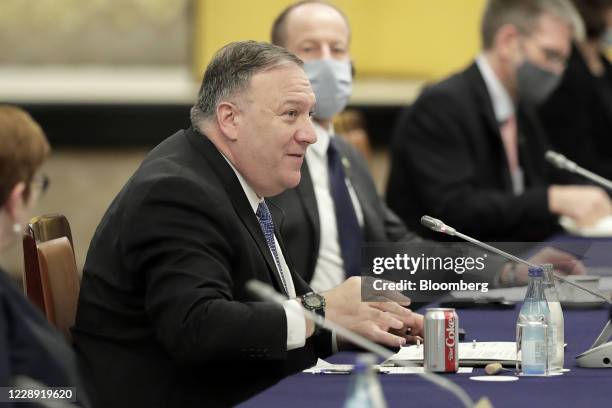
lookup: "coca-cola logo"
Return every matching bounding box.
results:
[445,314,456,359]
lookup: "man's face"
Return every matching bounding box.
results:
[229,63,316,197]
[516,12,572,76]
[283,3,350,63]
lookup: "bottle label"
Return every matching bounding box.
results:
[522,338,546,374]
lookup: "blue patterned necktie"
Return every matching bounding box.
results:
[327,141,363,277]
[256,201,289,295]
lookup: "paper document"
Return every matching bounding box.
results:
[303,359,353,374]
[385,342,517,366]
[560,215,612,237]
[379,366,473,374]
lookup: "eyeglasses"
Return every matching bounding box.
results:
[521,36,568,72]
[31,173,50,198]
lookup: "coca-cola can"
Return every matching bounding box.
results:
[424,308,459,372]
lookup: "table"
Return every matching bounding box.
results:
[238,306,612,407]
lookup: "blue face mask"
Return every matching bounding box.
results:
[303,59,352,120]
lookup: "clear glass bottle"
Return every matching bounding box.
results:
[344,354,387,408]
[516,266,550,375]
[542,263,564,371]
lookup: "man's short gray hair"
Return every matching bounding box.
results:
[481,0,577,49]
[190,40,303,127]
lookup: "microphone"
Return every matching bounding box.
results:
[420,215,456,235]
[246,279,476,408]
[545,150,612,191]
[419,215,609,303]
[421,215,612,368]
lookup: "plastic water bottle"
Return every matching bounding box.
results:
[517,266,550,375]
[344,354,387,408]
[542,263,564,371]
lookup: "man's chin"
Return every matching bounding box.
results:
[283,172,302,190]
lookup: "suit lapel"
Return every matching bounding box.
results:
[185,128,288,294]
[464,63,514,192]
[295,159,321,256]
[330,137,374,238]
[269,204,312,296]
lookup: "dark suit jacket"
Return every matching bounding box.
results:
[539,44,612,181]
[387,62,563,242]
[0,268,90,407]
[72,128,332,408]
[268,136,421,283]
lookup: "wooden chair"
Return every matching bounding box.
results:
[22,214,79,342]
[36,237,80,342]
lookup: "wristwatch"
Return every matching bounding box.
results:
[300,292,326,334]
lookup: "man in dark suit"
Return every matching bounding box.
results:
[267,1,585,292]
[73,41,416,408]
[268,1,423,292]
[540,0,612,182]
[387,0,611,242]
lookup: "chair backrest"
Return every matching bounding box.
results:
[36,237,81,342]
[22,214,78,343]
[28,214,74,248]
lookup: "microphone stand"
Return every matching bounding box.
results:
[246,279,480,408]
[420,216,610,303]
[545,151,612,191]
[421,215,612,368]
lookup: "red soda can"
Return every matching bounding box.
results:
[424,308,459,372]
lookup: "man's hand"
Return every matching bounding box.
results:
[509,246,587,285]
[392,312,424,345]
[548,185,611,227]
[318,277,415,348]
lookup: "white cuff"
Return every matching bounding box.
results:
[284,299,306,351]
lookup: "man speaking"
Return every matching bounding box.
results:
[72,41,417,408]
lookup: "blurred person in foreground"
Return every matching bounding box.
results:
[387,0,612,243]
[540,0,612,181]
[72,41,420,408]
[0,105,90,406]
[268,0,585,291]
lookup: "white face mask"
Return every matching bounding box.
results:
[303,59,352,120]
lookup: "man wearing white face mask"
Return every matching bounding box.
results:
[268,1,425,293]
[387,0,612,243]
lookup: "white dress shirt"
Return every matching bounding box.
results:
[223,157,306,351]
[476,54,524,194]
[306,122,364,293]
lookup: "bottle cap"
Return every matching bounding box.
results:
[354,353,376,373]
[528,266,544,277]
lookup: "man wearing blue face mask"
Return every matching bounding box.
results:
[268,1,426,294]
[387,0,612,242]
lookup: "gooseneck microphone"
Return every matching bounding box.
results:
[545,150,612,191]
[420,215,610,304]
[246,279,477,408]
[421,216,612,368]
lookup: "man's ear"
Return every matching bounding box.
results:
[495,24,521,63]
[5,182,27,220]
[216,101,241,142]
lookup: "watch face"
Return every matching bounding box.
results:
[304,295,322,308]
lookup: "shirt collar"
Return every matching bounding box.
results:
[476,54,515,123]
[310,121,334,158]
[221,154,263,214]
